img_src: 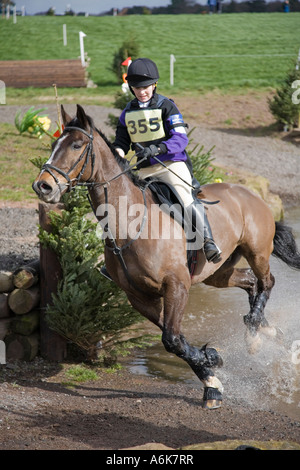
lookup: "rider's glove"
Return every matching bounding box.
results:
[139,144,167,162]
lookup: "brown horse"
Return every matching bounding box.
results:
[33,105,300,409]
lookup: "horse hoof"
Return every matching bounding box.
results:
[261,325,284,343]
[203,399,222,410]
[245,329,262,354]
[202,387,222,410]
[260,325,277,338]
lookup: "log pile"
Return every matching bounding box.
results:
[0,260,40,361]
[0,203,69,363]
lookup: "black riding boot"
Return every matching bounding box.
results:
[188,203,222,263]
[203,211,222,263]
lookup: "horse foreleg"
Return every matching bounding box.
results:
[126,292,164,329]
[163,330,224,408]
[161,276,223,409]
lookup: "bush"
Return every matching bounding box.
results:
[111,38,139,84]
[268,62,300,129]
[187,128,218,185]
[107,89,132,130]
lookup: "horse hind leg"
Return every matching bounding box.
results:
[243,251,276,353]
[161,275,224,409]
[203,251,275,354]
[204,249,259,313]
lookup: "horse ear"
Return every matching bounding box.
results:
[76,104,89,130]
[61,105,72,126]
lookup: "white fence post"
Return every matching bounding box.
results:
[0,80,6,105]
[63,24,67,46]
[170,54,176,86]
[79,31,87,67]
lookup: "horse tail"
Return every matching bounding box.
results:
[272,221,300,269]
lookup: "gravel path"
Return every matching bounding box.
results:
[0,207,39,271]
[192,126,300,204]
[1,102,299,204]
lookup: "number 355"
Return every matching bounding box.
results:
[128,117,160,135]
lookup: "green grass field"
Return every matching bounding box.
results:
[0,12,299,99]
[0,13,299,202]
[0,122,49,202]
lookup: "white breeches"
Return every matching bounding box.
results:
[138,161,194,207]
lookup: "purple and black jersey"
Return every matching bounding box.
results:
[113,93,189,168]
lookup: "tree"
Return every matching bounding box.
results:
[39,189,153,362]
[111,38,139,84]
[46,7,55,16]
[170,0,196,13]
[247,0,267,12]
[1,0,15,16]
[268,62,300,129]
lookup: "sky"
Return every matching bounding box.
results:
[13,1,172,16]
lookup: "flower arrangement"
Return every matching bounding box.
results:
[15,106,53,138]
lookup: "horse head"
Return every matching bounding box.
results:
[32,104,96,203]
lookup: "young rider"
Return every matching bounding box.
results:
[113,57,221,264]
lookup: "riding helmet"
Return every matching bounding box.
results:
[126,58,159,87]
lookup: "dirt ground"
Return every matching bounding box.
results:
[0,91,300,451]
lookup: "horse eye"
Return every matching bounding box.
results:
[72,142,83,150]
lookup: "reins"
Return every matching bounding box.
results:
[42,125,148,191]
[42,124,218,292]
[43,124,149,293]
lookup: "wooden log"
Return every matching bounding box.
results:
[0,59,87,88]
[0,318,11,340]
[11,310,39,336]
[0,293,12,318]
[39,202,67,361]
[0,271,14,293]
[8,286,40,315]
[5,333,39,361]
[13,260,40,289]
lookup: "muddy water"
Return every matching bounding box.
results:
[129,206,300,420]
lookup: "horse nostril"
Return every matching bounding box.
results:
[38,181,53,194]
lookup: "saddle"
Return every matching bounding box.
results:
[147,178,201,276]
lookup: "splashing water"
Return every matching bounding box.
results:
[129,207,300,420]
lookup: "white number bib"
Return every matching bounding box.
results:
[125,109,165,143]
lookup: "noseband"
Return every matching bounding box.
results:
[42,126,95,192]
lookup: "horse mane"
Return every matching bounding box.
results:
[66,114,147,188]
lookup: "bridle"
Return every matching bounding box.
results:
[42,125,147,191]
[41,126,96,191]
[41,124,149,293]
